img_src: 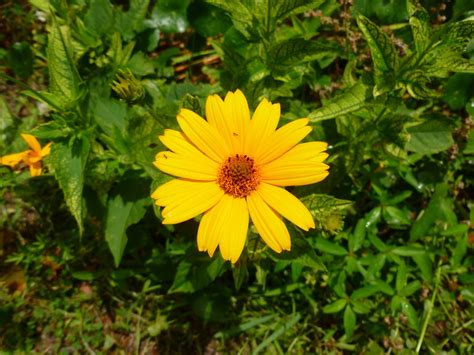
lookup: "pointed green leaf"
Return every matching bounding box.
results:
[343,305,356,338]
[272,0,325,22]
[356,15,399,75]
[407,0,432,55]
[47,20,82,109]
[323,299,347,313]
[309,77,373,122]
[268,38,340,71]
[105,172,151,266]
[49,136,90,235]
[84,0,115,37]
[314,238,348,256]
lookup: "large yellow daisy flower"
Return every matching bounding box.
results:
[152,90,329,263]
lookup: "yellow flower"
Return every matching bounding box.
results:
[0,133,52,177]
[152,90,329,263]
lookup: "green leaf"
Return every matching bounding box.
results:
[105,171,151,266]
[407,0,432,55]
[383,206,411,227]
[49,136,90,235]
[343,305,356,338]
[400,280,422,297]
[169,254,225,293]
[149,0,190,34]
[410,183,457,241]
[349,218,366,252]
[205,0,254,38]
[401,299,420,332]
[412,253,433,282]
[214,315,275,338]
[406,119,454,155]
[314,238,348,256]
[351,284,383,300]
[47,19,82,109]
[8,42,34,79]
[309,77,373,122]
[396,261,407,292]
[452,235,468,268]
[323,299,347,313]
[391,245,426,256]
[252,313,301,354]
[271,229,326,271]
[272,0,325,22]
[84,0,115,37]
[268,38,340,72]
[114,0,150,40]
[188,1,232,37]
[356,15,399,75]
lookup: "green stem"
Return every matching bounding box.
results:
[416,260,442,353]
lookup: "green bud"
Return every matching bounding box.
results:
[111,69,145,104]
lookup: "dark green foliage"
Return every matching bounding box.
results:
[0,0,473,353]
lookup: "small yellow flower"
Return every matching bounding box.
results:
[0,133,52,176]
[152,90,329,263]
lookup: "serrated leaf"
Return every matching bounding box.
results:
[105,171,151,266]
[407,0,432,55]
[84,0,115,37]
[49,136,90,235]
[268,38,340,71]
[115,0,150,40]
[272,0,325,22]
[446,20,474,49]
[309,77,373,122]
[356,15,399,75]
[47,20,82,110]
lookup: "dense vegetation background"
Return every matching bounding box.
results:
[0,0,473,353]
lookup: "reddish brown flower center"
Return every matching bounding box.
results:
[217,154,259,198]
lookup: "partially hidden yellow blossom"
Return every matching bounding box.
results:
[0,134,52,176]
[152,90,329,263]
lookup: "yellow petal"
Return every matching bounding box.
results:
[197,194,249,263]
[262,169,329,186]
[247,192,291,253]
[255,119,312,165]
[0,151,28,167]
[223,90,250,154]
[260,141,329,186]
[21,133,41,153]
[29,162,42,176]
[245,99,280,155]
[257,183,315,231]
[154,151,218,180]
[158,181,224,224]
[205,94,235,152]
[159,129,204,156]
[177,109,230,162]
[218,196,249,263]
[40,142,52,157]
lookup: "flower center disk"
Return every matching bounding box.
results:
[218,154,259,198]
